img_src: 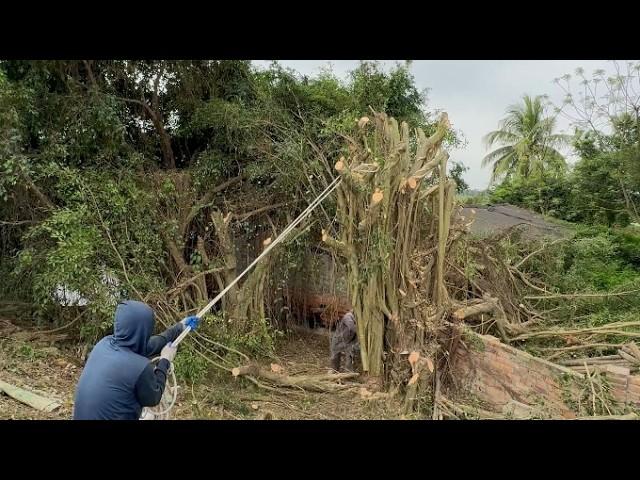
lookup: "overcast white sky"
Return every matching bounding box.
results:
[253,60,622,190]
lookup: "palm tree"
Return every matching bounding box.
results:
[482,95,570,183]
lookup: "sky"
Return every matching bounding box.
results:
[253,60,622,190]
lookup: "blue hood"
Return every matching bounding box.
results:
[112,300,154,356]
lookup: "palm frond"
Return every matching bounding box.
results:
[483,129,519,149]
[481,145,515,168]
[483,94,569,181]
[490,150,517,183]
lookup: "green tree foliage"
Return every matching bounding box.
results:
[489,109,640,227]
[481,63,640,352]
[552,62,640,225]
[350,61,426,125]
[482,95,570,183]
[490,173,574,219]
[486,64,640,228]
[448,161,469,194]
[569,120,640,225]
[1,60,461,349]
[522,224,640,334]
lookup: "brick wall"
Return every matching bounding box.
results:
[452,333,640,418]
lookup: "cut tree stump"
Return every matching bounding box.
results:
[0,379,62,412]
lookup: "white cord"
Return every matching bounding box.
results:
[140,356,178,420]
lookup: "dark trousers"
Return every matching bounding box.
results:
[330,344,358,372]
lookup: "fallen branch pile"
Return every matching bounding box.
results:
[556,343,640,374]
[232,364,358,393]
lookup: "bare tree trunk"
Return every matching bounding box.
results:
[19,169,54,210]
[82,60,97,88]
[210,210,280,333]
[146,108,176,170]
[115,97,176,170]
[211,211,239,311]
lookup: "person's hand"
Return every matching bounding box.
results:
[181,315,200,331]
[160,342,177,363]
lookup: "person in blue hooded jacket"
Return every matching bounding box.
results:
[73,300,200,420]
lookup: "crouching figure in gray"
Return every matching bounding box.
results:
[330,310,359,372]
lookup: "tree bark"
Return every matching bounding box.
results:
[147,108,176,170]
[82,60,97,88]
[323,111,456,384]
[116,96,176,169]
[19,170,54,210]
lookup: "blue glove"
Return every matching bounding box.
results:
[182,315,200,331]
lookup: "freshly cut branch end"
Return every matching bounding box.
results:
[371,189,384,204]
[358,117,370,129]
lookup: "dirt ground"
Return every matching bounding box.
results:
[0,323,403,420]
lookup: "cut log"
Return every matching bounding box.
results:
[623,342,640,361]
[0,379,61,412]
[232,364,358,393]
[558,355,624,366]
[452,300,498,321]
[618,349,640,365]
